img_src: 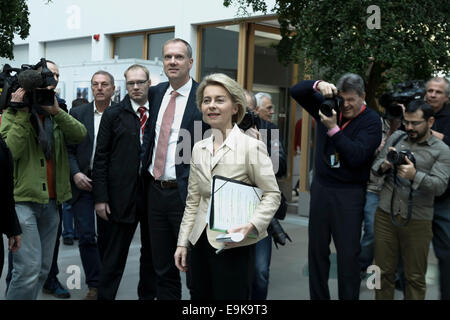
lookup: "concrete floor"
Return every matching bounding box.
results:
[0,201,441,300]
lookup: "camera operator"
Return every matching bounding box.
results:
[0,66,87,300]
[290,74,382,300]
[372,100,450,300]
[426,76,450,300]
[244,90,288,300]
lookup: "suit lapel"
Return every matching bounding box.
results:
[86,102,95,144]
[179,80,198,132]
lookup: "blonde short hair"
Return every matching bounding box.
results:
[196,73,246,124]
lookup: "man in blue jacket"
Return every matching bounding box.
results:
[290,73,382,300]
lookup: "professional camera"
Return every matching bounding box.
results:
[0,58,57,110]
[319,95,343,117]
[387,149,416,166]
[378,80,425,119]
[268,218,292,249]
[238,110,259,131]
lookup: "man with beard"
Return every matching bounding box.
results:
[372,100,450,300]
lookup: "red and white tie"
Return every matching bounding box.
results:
[138,106,148,139]
[152,91,179,180]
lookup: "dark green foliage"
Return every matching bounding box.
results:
[224,0,449,109]
[0,0,30,59]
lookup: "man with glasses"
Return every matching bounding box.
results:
[68,71,116,300]
[372,100,450,300]
[92,64,157,300]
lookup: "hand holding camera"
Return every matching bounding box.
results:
[317,81,337,98]
[318,108,338,130]
[40,95,60,116]
[384,147,417,180]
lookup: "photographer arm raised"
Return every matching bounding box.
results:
[0,89,33,160]
[290,80,331,121]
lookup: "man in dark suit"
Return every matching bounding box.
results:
[68,70,115,300]
[92,64,157,300]
[141,38,208,300]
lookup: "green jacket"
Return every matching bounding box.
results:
[0,108,87,204]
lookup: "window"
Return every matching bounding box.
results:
[148,32,174,61]
[112,30,175,60]
[113,35,144,59]
[200,25,239,80]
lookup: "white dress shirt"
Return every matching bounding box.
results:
[130,99,149,144]
[90,102,109,169]
[149,78,193,180]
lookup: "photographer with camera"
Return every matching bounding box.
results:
[290,74,382,300]
[372,100,450,300]
[0,59,87,300]
[425,76,450,300]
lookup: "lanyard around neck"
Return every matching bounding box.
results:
[339,104,366,130]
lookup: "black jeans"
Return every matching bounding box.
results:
[308,179,364,300]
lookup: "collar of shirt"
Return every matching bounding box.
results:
[93,101,111,114]
[130,99,149,115]
[205,124,240,155]
[166,78,193,98]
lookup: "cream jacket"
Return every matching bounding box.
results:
[177,125,281,250]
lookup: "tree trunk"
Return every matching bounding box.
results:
[365,61,389,113]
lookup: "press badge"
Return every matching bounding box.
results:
[330,153,340,168]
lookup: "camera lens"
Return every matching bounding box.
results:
[386,150,399,165]
[319,99,335,117]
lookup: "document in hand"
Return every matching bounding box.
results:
[209,175,263,236]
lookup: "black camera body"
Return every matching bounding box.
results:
[379,80,425,120]
[238,110,259,131]
[0,58,57,110]
[387,149,416,166]
[319,95,343,117]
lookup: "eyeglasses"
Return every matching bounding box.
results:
[126,80,148,87]
[402,120,426,127]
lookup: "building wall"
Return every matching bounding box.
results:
[8,0,274,76]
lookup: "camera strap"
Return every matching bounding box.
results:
[388,132,412,227]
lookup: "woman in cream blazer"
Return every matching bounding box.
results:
[174,73,280,300]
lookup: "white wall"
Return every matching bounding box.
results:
[0,45,29,68]
[45,37,92,65]
[18,0,274,70]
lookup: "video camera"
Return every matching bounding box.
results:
[0,58,57,110]
[378,80,425,120]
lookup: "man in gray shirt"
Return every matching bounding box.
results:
[371,100,450,300]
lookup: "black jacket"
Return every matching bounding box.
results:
[68,102,96,204]
[432,103,450,200]
[92,95,144,224]
[0,136,21,238]
[141,81,209,205]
